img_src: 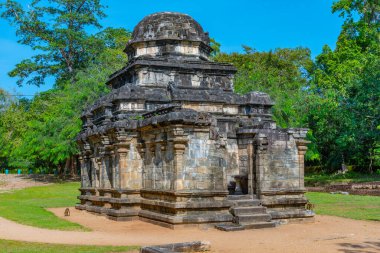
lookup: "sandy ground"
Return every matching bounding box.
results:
[0,174,50,193]
[0,207,378,253]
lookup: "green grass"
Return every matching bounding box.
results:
[305,171,380,186]
[0,182,86,231]
[306,192,380,221]
[0,239,138,253]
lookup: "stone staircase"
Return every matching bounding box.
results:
[216,195,277,231]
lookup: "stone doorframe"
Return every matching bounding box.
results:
[236,129,256,195]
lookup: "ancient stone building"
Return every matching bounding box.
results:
[76,12,314,229]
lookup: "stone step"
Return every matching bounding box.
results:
[230,206,267,216]
[215,221,277,231]
[227,195,255,201]
[233,213,272,224]
[243,221,277,229]
[233,199,261,207]
[215,224,245,232]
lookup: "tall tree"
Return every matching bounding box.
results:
[0,0,106,87]
[307,0,380,171]
[0,89,13,112]
[214,47,313,128]
[0,27,131,173]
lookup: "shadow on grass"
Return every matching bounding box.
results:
[18,174,80,183]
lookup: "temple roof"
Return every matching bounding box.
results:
[127,12,210,45]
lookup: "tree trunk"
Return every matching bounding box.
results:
[64,157,71,175]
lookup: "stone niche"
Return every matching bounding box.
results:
[76,12,313,228]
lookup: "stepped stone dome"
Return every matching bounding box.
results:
[128,12,210,45]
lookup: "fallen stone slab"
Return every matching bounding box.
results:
[330,191,350,195]
[215,224,245,232]
[140,241,211,253]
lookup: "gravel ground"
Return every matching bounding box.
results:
[307,181,380,196]
[0,208,378,253]
[0,174,51,193]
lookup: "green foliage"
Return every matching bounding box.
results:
[209,38,221,57]
[0,182,87,230]
[306,0,380,171]
[305,171,380,186]
[0,89,14,112]
[214,47,313,128]
[0,0,106,86]
[306,192,380,221]
[0,240,139,253]
[332,0,379,46]
[0,0,378,174]
[0,27,130,171]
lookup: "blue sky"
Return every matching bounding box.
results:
[0,0,342,97]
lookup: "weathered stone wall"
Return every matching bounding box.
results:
[183,130,226,191]
[258,133,300,191]
[225,139,240,188]
[132,41,209,59]
[253,129,313,222]
[133,67,233,90]
[119,136,143,189]
[140,125,227,192]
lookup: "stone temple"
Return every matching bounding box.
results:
[76,12,314,229]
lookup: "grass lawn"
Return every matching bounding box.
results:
[0,239,138,253]
[0,179,379,235]
[305,171,380,186]
[306,192,380,221]
[0,182,86,231]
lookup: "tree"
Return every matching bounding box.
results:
[0,0,106,87]
[214,47,313,128]
[0,0,131,174]
[307,0,380,172]
[0,27,131,173]
[210,38,221,57]
[0,89,14,112]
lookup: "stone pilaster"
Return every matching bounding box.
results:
[117,145,128,189]
[247,139,255,195]
[78,154,86,188]
[171,126,188,191]
[296,140,310,189]
[255,133,268,196]
[91,155,99,188]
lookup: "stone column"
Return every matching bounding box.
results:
[114,128,130,189]
[78,154,86,188]
[247,139,254,195]
[160,140,170,190]
[78,141,93,188]
[97,156,104,188]
[117,145,128,189]
[296,140,310,189]
[255,133,268,195]
[150,140,157,189]
[136,141,146,188]
[100,135,112,189]
[110,149,117,189]
[171,126,188,191]
[91,156,99,188]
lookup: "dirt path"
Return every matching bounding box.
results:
[0,174,50,193]
[0,208,378,253]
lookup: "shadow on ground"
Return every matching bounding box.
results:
[338,241,380,253]
[18,174,80,183]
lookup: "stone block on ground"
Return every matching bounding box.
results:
[140,241,211,253]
